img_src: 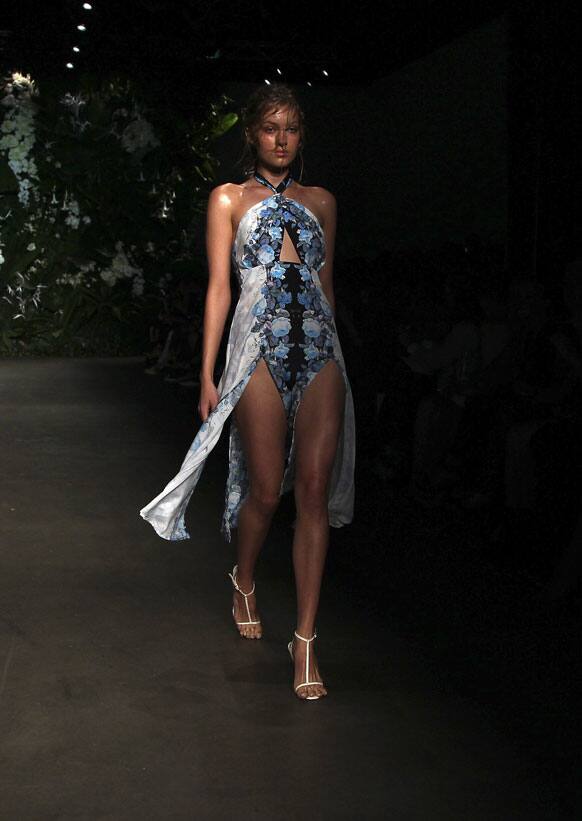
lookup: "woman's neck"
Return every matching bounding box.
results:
[254,164,291,188]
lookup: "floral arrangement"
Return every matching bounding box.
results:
[0,71,237,355]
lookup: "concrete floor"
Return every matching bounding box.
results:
[0,357,578,819]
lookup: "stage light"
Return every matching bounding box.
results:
[276,68,282,75]
[83,3,93,8]
[264,79,271,85]
[73,46,80,52]
[322,69,328,76]
[77,24,86,31]
[66,63,74,69]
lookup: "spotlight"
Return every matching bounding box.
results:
[322,69,329,76]
[73,46,80,52]
[66,63,74,69]
[83,3,93,8]
[77,24,86,31]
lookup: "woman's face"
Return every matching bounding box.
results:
[250,105,301,172]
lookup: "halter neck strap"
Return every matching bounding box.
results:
[253,170,293,194]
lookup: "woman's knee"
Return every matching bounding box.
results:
[249,482,281,515]
[295,473,329,513]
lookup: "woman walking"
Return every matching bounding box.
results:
[140,84,356,699]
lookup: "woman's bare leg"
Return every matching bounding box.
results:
[231,357,287,637]
[291,359,345,696]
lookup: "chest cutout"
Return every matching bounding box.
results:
[279,225,301,264]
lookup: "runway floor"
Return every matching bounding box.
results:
[0,356,579,819]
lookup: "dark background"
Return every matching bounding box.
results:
[1,4,580,815]
[2,0,579,280]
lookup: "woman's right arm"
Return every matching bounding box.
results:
[197,185,234,422]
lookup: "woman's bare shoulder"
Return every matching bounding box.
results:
[296,184,336,226]
[207,183,250,225]
[208,182,241,204]
[299,184,336,205]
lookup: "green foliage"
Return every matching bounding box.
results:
[0,71,237,355]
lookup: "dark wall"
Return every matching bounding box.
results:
[506,0,580,286]
[214,14,508,260]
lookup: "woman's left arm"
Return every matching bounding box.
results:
[316,189,337,316]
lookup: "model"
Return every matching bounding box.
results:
[140,83,356,700]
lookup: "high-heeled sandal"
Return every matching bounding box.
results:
[228,564,261,637]
[287,629,325,699]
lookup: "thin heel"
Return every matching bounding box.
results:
[288,629,325,700]
[228,564,262,637]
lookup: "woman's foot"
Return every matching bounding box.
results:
[228,565,262,639]
[232,584,262,639]
[290,632,327,699]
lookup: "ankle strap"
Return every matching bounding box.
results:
[294,629,317,643]
[228,565,255,597]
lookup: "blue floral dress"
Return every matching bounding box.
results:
[140,171,356,541]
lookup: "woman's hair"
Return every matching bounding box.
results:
[235,83,306,182]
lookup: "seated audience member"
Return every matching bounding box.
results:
[375,277,448,479]
[501,264,582,575]
[404,273,514,503]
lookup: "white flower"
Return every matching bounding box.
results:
[120,114,160,154]
[56,271,84,287]
[11,72,35,91]
[99,242,143,289]
[0,133,19,148]
[100,269,118,287]
[132,276,144,297]
[0,81,39,208]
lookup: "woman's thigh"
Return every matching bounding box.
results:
[233,357,288,494]
[294,359,346,497]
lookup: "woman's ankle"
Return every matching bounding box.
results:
[295,625,316,640]
[233,566,255,593]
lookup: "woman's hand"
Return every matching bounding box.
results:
[198,376,220,422]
